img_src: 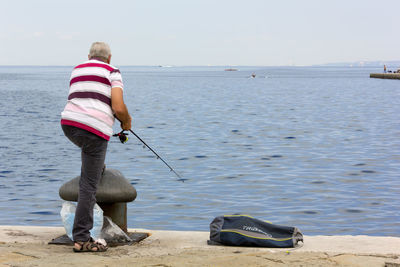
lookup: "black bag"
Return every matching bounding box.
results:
[208,215,303,248]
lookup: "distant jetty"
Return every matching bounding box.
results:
[370,73,400,79]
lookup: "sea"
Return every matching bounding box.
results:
[0,65,399,236]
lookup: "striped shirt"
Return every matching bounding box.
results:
[61,59,124,140]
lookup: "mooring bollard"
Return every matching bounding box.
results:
[59,168,137,233]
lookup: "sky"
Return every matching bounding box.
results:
[1,0,398,66]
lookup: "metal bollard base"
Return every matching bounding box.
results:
[98,202,127,233]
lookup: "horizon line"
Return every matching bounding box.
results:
[0,60,398,68]
[0,63,395,68]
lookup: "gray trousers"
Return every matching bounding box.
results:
[62,125,108,242]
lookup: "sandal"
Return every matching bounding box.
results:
[73,238,108,253]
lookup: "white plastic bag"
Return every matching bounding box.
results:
[101,216,132,243]
[60,201,104,241]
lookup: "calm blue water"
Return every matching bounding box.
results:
[0,65,399,236]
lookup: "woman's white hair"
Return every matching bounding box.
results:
[89,42,111,62]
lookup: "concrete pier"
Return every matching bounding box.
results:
[370,73,400,79]
[0,225,400,266]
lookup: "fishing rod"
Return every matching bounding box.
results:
[113,129,184,182]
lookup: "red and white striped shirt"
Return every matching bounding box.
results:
[61,59,124,140]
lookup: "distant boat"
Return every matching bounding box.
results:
[224,68,238,71]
